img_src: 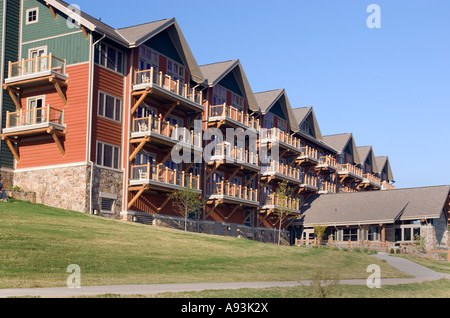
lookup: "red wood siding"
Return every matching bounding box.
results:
[16,63,90,169]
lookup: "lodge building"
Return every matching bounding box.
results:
[0,0,448,248]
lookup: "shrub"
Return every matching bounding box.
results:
[306,269,341,298]
[369,249,378,255]
[390,248,395,254]
[352,247,361,253]
[342,248,348,252]
[332,247,340,251]
[363,248,369,253]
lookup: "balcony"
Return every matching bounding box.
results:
[362,174,382,189]
[133,68,203,113]
[208,142,259,172]
[131,116,202,151]
[261,161,301,185]
[5,54,67,88]
[260,128,302,155]
[1,106,67,160]
[207,181,259,207]
[318,181,337,194]
[338,163,364,181]
[208,104,259,131]
[316,155,338,172]
[299,174,319,193]
[130,163,201,193]
[260,194,301,214]
[297,146,319,166]
[381,181,396,191]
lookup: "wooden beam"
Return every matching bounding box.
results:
[206,162,221,180]
[226,167,242,182]
[161,102,179,121]
[52,80,68,107]
[184,161,195,173]
[186,112,202,130]
[243,209,255,223]
[224,204,242,222]
[51,132,65,157]
[244,173,258,187]
[157,196,171,213]
[131,89,150,115]
[46,3,57,19]
[129,136,149,161]
[7,88,21,110]
[206,200,221,219]
[128,187,147,209]
[5,138,20,162]
[160,151,173,166]
[81,25,89,39]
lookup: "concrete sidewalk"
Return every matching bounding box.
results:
[0,254,448,298]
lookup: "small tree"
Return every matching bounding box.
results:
[313,225,328,248]
[168,186,204,232]
[273,181,295,246]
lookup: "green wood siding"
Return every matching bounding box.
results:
[21,31,90,65]
[1,0,20,169]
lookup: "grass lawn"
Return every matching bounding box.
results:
[0,200,412,289]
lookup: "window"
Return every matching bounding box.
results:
[368,227,380,241]
[99,43,124,73]
[167,59,185,83]
[213,85,227,106]
[26,96,45,125]
[343,228,358,241]
[263,113,274,129]
[97,141,120,169]
[231,92,244,111]
[277,116,288,133]
[26,8,39,25]
[98,92,121,122]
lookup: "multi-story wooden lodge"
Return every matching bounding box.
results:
[0,0,446,247]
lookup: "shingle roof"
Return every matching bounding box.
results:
[297,185,450,227]
[357,146,378,173]
[376,156,395,182]
[322,133,361,163]
[116,19,174,46]
[292,107,323,141]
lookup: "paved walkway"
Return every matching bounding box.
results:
[0,254,448,298]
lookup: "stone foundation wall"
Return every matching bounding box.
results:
[0,169,14,189]
[90,166,123,219]
[14,165,90,213]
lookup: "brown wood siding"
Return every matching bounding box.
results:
[16,63,90,169]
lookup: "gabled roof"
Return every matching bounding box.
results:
[200,60,258,112]
[297,185,450,227]
[376,156,395,182]
[254,89,299,133]
[322,133,361,164]
[293,107,323,140]
[357,146,379,173]
[47,1,205,84]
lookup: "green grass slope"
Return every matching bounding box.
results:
[0,200,409,289]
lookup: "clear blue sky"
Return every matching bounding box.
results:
[74,0,450,189]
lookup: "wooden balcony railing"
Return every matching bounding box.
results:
[132,116,202,148]
[381,181,396,191]
[5,105,64,129]
[261,161,301,181]
[318,181,336,194]
[301,174,318,188]
[363,173,381,187]
[317,155,338,169]
[131,163,200,190]
[211,142,259,166]
[207,181,258,202]
[8,54,66,79]
[134,67,203,105]
[261,194,301,211]
[338,163,363,178]
[299,146,318,160]
[261,128,302,150]
[209,103,259,130]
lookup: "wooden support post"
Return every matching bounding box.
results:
[131,89,150,115]
[206,200,221,219]
[186,112,202,130]
[5,138,20,162]
[81,25,89,39]
[128,186,147,209]
[226,167,242,182]
[7,88,22,110]
[129,136,149,161]
[244,173,258,187]
[51,79,68,107]
[161,102,179,121]
[51,132,65,157]
[160,151,173,167]
[157,196,171,213]
[224,204,242,222]
[206,162,221,180]
[46,3,57,19]
[243,209,254,223]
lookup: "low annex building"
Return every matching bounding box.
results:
[295,185,450,250]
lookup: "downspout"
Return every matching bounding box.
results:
[87,34,106,214]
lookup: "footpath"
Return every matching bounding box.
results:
[0,254,448,298]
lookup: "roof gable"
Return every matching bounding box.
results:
[218,71,243,97]
[322,133,361,164]
[200,60,258,112]
[376,156,395,182]
[357,146,379,173]
[293,107,323,140]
